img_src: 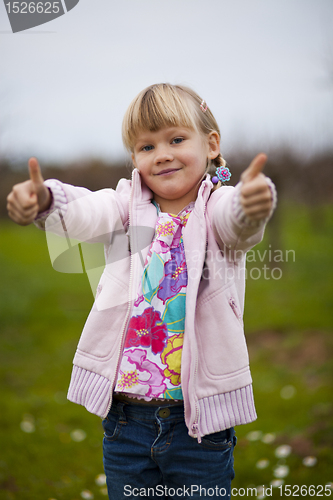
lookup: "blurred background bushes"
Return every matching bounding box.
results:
[1,148,332,216]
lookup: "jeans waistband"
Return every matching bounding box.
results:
[113,393,184,407]
[110,398,185,421]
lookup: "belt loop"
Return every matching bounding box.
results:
[116,402,127,425]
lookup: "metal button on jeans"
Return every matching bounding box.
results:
[158,408,170,418]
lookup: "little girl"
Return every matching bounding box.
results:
[7,83,276,499]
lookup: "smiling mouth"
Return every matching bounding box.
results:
[156,168,181,176]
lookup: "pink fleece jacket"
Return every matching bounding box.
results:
[36,169,276,441]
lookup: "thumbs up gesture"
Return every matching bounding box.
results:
[240,153,273,221]
[7,158,52,225]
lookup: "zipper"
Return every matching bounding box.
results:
[103,181,135,418]
[189,322,201,443]
[229,297,242,321]
[190,349,201,443]
[188,184,209,444]
[190,180,226,443]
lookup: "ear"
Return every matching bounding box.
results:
[131,153,137,169]
[207,131,220,160]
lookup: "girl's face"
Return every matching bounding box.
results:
[131,126,219,214]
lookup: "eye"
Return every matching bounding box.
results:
[172,137,183,144]
[142,144,154,152]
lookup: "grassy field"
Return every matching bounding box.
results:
[0,202,332,499]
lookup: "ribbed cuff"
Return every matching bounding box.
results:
[34,179,68,229]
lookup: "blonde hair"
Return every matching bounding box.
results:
[122,83,226,173]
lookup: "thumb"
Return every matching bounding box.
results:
[28,157,44,190]
[241,153,267,183]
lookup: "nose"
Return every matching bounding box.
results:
[154,144,173,164]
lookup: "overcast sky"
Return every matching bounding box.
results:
[1,0,332,165]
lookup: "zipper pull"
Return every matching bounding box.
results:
[229,297,241,320]
[192,424,202,443]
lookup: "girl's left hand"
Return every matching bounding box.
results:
[240,153,273,221]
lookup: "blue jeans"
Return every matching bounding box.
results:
[102,400,236,499]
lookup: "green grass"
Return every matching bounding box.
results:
[244,203,333,331]
[0,202,332,499]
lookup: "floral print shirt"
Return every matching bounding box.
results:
[114,202,194,400]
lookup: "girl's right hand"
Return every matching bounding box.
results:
[6,157,52,226]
